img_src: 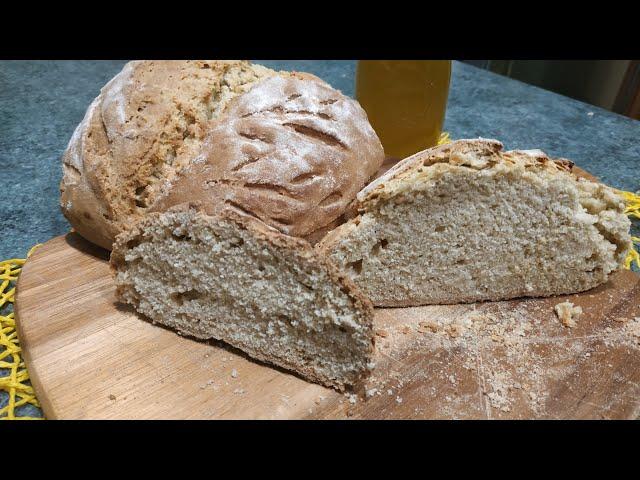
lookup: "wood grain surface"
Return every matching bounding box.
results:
[15,232,640,419]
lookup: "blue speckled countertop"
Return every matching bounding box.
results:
[1,60,639,418]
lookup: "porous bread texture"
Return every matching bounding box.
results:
[151,74,384,238]
[318,139,632,307]
[60,60,277,250]
[110,204,375,390]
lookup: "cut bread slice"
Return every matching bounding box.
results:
[110,204,375,390]
[318,139,632,307]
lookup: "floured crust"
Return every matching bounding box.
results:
[356,138,577,209]
[151,75,384,237]
[61,60,277,250]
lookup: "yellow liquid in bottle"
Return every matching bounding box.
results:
[356,60,451,160]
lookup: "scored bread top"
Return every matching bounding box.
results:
[356,138,587,210]
[150,75,385,237]
[60,60,277,250]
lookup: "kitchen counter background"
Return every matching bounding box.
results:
[1,60,639,260]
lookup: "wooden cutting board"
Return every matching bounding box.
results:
[15,231,640,419]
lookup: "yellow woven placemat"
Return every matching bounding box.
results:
[1,133,638,420]
[621,191,640,269]
[0,245,44,420]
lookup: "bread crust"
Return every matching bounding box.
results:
[150,74,384,237]
[355,138,577,209]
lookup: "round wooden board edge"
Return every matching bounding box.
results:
[14,236,70,419]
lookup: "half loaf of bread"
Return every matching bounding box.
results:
[318,139,632,307]
[110,204,375,390]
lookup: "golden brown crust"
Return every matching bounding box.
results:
[61,60,277,250]
[150,75,384,237]
[355,138,579,210]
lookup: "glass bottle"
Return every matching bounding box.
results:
[356,60,452,160]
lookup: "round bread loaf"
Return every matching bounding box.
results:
[151,74,385,238]
[60,60,277,250]
[60,60,384,250]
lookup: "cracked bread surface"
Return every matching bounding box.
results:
[318,139,632,307]
[61,60,276,250]
[110,204,375,390]
[151,74,384,238]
